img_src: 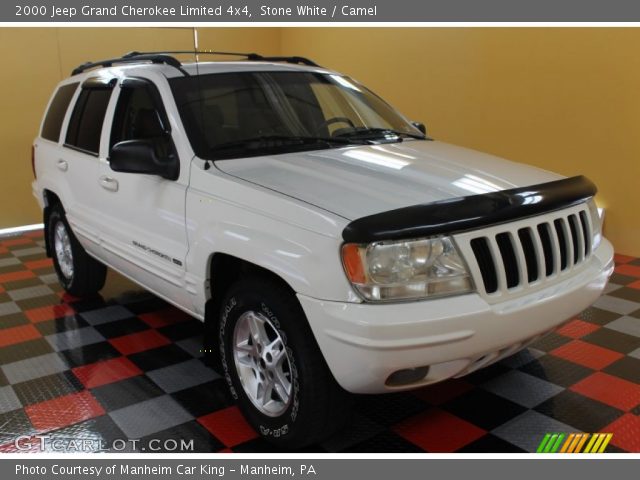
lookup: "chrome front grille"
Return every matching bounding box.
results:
[456,203,593,299]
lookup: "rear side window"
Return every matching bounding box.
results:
[41,83,78,142]
[65,88,112,155]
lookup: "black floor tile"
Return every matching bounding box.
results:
[608,287,640,303]
[602,356,640,384]
[609,273,638,286]
[171,380,234,418]
[443,389,527,431]
[128,344,193,372]
[47,415,126,452]
[0,338,53,365]
[35,314,90,336]
[157,321,204,342]
[93,317,150,339]
[12,371,84,406]
[138,421,225,453]
[91,375,165,412]
[344,431,424,453]
[356,393,428,427]
[530,332,572,352]
[535,390,624,432]
[0,409,35,445]
[0,312,29,329]
[58,341,121,368]
[458,433,527,453]
[578,307,622,326]
[519,355,594,387]
[582,328,640,354]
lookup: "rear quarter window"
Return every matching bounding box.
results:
[41,83,79,142]
[65,88,113,155]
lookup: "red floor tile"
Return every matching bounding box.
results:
[614,264,640,278]
[603,414,640,452]
[25,304,75,323]
[109,329,170,355]
[0,324,41,348]
[550,340,623,370]
[614,253,636,265]
[25,390,105,433]
[1,237,33,247]
[24,258,53,270]
[0,270,36,284]
[413,378,474,405]
[24,230,44,238]
[0,245,8,254]
[198,406,258,447]
[138,307,192,328]
[73,357,143,389]
[58,292,81,303]
[627,279,640,290]
[393,408,486,452]
[556,319,601,339]
[0,284,4,294]
[570,372,640,411]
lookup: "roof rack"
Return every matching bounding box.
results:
[71,50,320,76]
[128,50,320,67]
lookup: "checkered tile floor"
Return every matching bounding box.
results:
[1,230,639,453]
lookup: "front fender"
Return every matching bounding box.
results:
[185,179,360,316]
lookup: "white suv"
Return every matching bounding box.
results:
[32,51,614,448]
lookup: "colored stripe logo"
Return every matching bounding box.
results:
[537,433,613,453]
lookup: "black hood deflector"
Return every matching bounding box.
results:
[342,175,597,243]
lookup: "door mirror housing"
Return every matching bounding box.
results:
[109,139,179,180]
[411,121,427,136]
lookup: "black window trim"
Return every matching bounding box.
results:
[108,76,175,156]
[63,77,116,156]
[40,82,80,144]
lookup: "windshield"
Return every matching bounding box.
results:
[169,71,425,160]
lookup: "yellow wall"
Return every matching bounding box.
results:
[1,27,639,255]
[281,28,640,256]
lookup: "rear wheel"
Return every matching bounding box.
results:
[48,204,107,296]
[218,276,352,449]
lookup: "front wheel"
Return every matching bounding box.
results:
[47,204,107,297]
[218,276,352,449]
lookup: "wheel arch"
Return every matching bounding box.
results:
[203,252,297,366]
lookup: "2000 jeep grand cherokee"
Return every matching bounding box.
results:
[32,51,614,447]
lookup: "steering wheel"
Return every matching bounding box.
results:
[313,117,356,136]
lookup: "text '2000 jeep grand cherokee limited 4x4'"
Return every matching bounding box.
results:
[32,51,614,448]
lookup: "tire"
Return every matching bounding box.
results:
[218,276,352,449]
[47,204,107,297]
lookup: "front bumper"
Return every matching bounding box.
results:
[298,239,614,394]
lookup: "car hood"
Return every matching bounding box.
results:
[215,140,563,220]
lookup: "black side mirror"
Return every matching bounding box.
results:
[110,139,179,180]
[411,121,427,136]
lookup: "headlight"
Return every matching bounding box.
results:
[341,236,474,302]
[586,199,603,251]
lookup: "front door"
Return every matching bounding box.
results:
[96,77,190,308]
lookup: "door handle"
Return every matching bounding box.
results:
[56,159,68,172]
[99,175,119,192]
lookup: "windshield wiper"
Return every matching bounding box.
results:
[336,127,426,141]
[210,135,365,154]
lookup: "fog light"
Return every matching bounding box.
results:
[385,366,430,387]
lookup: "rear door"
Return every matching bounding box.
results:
[57,78,116,256]
[96,76,190,307]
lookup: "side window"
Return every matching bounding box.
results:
[65,88,112,155]
[41,83,79,142]
[110,81,171,157]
